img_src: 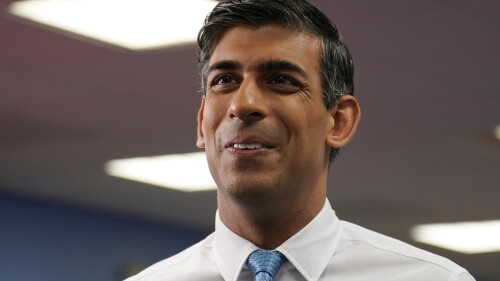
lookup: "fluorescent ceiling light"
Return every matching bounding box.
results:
[494,125,500,141]
[105,152,216,192]
[411,220,500,254]
[8,0,217,50]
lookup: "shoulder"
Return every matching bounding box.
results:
[124,233,221,281]
[336,221,475,280]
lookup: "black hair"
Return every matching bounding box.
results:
[197,0,354,162]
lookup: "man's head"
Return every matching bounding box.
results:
[195,0,360,213]
[198,0,355,162]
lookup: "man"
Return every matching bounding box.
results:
[126,0,475,280]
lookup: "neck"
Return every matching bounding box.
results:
[217,188,326,249]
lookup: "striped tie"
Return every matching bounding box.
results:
[246,249,287,281]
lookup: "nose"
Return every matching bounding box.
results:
[228,79,268,123]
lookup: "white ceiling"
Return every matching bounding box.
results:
[0,0,499,279]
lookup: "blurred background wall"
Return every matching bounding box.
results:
[0,191,208,280]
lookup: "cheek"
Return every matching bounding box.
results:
[202,98,227,142]
[288,107,329,150]
[281,101,325,134]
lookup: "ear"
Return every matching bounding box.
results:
[196,97,206,148]
[325,95,361,148]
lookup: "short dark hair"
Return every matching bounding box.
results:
[197,0,354,162]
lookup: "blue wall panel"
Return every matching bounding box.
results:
[0,192,209,281]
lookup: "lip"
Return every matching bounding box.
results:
[224,136,275,157]
[225,136,275,149]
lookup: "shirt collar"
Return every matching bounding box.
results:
[213,211,259,281]
[213,199,342,281]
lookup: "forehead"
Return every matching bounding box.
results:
[209,25,322,72]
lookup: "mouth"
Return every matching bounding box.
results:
[224,137,275,154]
[228,143,273,150]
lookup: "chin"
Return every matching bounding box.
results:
[218,176,281,203]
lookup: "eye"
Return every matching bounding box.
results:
[209,74,239,94]
[269,74,298,85]
[267,74,302,93]
[213,74,237,85]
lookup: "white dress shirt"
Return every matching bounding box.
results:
[125,199,475,281]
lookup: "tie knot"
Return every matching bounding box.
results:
[246,250,287,281]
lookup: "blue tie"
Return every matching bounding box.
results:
[246,249,287,281]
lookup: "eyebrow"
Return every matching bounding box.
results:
[258,59,309,80]
[206,59,309,79]
[207,60,242,76]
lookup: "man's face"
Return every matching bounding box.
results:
[197,25,333,203]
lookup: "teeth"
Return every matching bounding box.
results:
[233,143,264,150]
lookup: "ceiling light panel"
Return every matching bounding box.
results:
[105,152,216,192]
[9,0,218,50]
[494,125,500,141]
[411,220,500,254]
